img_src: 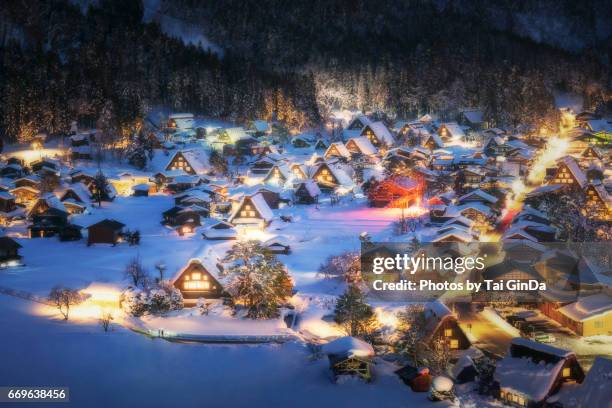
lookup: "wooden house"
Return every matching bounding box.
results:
[367,176,422,208]
[422,133,445,150]
[290,163,308,180]
[9,186,39,205]
[86,219,125,246]
[0,163,24,179]
[0,236,21,264]
[584,183,611,221]
[557,356,612,407]
[202,220,238,240]
[345,115,372,131]
[555,293,612,336]
[459,109,485,130]
[345,137,378,157]
[293,180,321,204]
[28,207,76,239]
[437,122,465,141]
[360,122,395,147]
[228,193,273,229]
[494,338,584,407]
[311,163,353,192]
[162,206,204,228]
[249,156,278,175]
[0,191,16,214]
[30,158,59,173]
[14,176,40,190]
[165,149,209,175]
[263,236,291,254]
[263,164,291,186]
[172,258,226,303]
[550,156,587,189]
[324,142,351,161]
[314,139,328,150]
[321,336,375,382]
[423,301,471,351]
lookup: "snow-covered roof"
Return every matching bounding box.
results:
[558,156,587,188]
[296,180,321,197]
[557,356,612,408]
[0,191,15,200]
[439,122,465,139]
[322,336,374,359]
[228,193,273,223]
[61,182,91,204]
[557,293,612,322]
[222,127,250,143]
[423,133,445,148]
[461,110,484,124]
[458,189,498,205]
[166,149,210,174]
[345,136,378,156]
[325,142,351,159]
[431,227,474,243]
[250,120,271,133]
[362,122,395,145]
[511,338,574,358]
[495,353,565,402]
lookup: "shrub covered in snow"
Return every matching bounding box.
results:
[223,240,293,319]
[318,251,361,283]
[121,282,183,317]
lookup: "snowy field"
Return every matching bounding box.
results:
[0,295,446,408]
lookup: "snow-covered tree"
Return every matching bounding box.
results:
[318,251,361,283]
[49,287,84,320]
[396,303,428,365]
[223,240,293,319]
[334,285,377,338]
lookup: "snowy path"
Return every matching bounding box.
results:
[0,294,439,408]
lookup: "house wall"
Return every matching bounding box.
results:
[173,263,224,301]
[87,227,118,245]
[581,312,612,336]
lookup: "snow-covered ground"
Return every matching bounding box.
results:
[0,294,444,408]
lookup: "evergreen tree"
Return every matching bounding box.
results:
[223,240,293,319]
[334,285,377,338]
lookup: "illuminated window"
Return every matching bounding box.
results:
[191,272,202,280]
[562,367,571,377]
[249,211,255,217]
[450,339,459,349]
[500,391,506,399]
[444,329,452,337]
[184,281,210,290]
[517,395,525,406]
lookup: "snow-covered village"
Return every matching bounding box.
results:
[0,1,611,407]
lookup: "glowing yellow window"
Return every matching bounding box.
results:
[191,272,202,280]
[517,395,525,406]
[450,339,459,349]
[248,211,255,217]
[562,367,571,377]
[444,329,453,337]
[245,205,251,210]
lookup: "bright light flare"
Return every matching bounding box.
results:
[527,137,569,185]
